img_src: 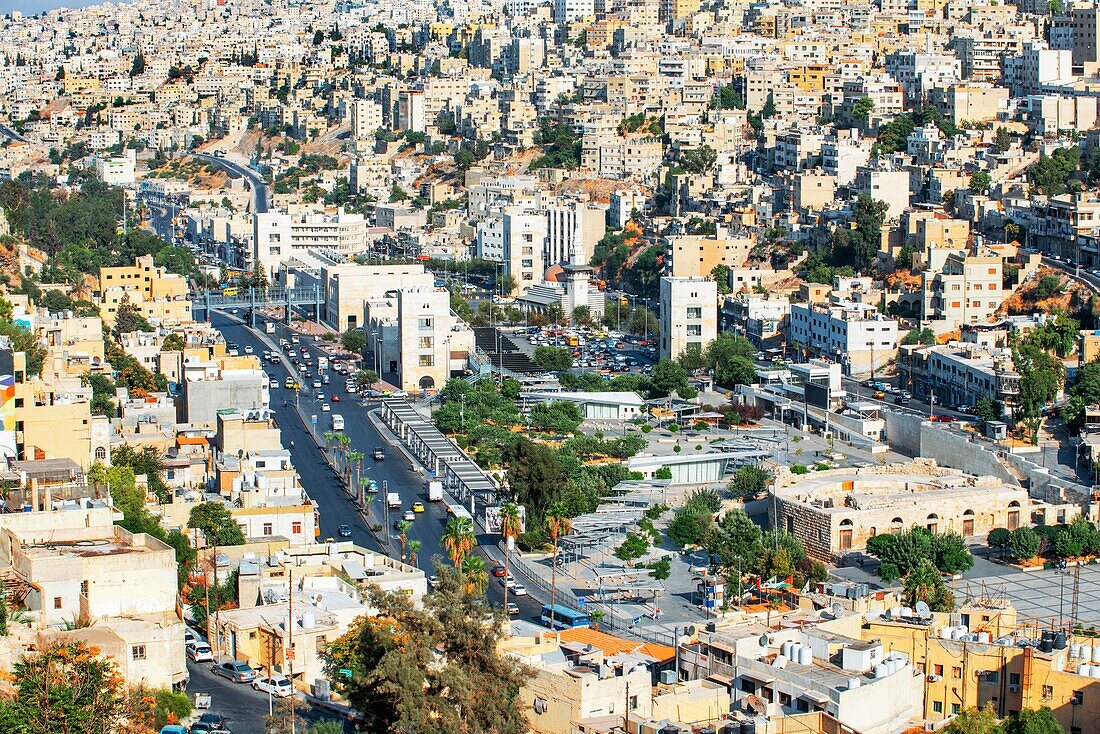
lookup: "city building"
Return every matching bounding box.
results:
[98,255,191,326]
[788,301,898,374]
[658,276,717,362]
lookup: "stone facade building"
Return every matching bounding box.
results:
[768,461,1046,561]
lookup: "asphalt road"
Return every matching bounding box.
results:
[196,154,269,214]
[209,313,544,620]
[185,655,349,734]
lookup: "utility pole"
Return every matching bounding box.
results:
[288,565,296,734]
[624,680,630,733]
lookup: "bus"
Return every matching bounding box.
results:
[541,604,591,630]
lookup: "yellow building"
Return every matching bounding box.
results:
[98,254,191,326]
[866,602,1100,729]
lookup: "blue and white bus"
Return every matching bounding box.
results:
[541,604,591,630]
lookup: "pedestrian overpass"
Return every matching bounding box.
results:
[191,285,325,327]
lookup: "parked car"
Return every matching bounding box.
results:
[428,575,440,589]
[338,524,352,538]
[186,642,213,662]
[252,676,294,698]
[160,726,189,734]
[211,661,257,684]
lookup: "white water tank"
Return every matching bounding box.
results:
[1078,663,1091,676]
[1090,645,1100,664]
[782,641,794,658]
[847,678,861,690]
[874,664,888,678]
[1090,666,1100,679]
[1082,646,1093,664]
[901,607,913,618]
[978,632,992,644]
[940,626,953,640]
[301,612,316,629]
[1071,644,1082,659]
[774,655,788,669]
[798,646,812,665]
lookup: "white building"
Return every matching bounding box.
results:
[476,207,546,295]
[544,200,606,267]
[253,210,369,278]
[659,276,717,362]
[349,99,384,140]
[553,0,594,22]
[96,149,136,185]
[789,301,899,374]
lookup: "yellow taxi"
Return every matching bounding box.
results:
[285,377,299,389]
[412,502,426,513]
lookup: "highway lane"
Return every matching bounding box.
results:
[0,123,27,143]
[208,313,544,620]
[197,153,269,214]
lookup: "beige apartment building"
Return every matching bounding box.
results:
[922,249,1004,325]
[321,262,434,333]
[98,254,191,326]
[664,231,755,277]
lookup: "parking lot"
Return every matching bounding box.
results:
[507,326,659,376]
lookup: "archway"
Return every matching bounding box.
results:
[419,375,436,391]
[839,518,854,551]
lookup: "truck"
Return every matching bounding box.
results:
[265,321,276,334]
[426,479,443,502]
[331,414,344,431]
[387,492,401,509]
[317,356,329,371]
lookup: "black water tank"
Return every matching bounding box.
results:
[1055,631,1068,650]
[719,721,743,734]
[742,720,757,734]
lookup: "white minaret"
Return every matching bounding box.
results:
[562,218,592,323]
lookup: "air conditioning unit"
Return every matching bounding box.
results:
[1009,684,1020,692]
[927,674,941,682]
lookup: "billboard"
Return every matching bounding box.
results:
[484,505,526,535]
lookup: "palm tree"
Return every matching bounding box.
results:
[442,516,476,567]
[499,502,523,610]
[398,520,411,562]
[461,554,488,595]
[322,431,335,454]
[547,503,572,628]
[589,609,606,630]
[347,450,364,491]
[408,540,421,569]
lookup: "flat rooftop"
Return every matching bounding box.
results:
[20,537,156,560]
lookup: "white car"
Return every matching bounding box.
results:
[511,584,528,596]
[403,510,416,521]
[321,403,331,412]
[244,346,254,354]
[186,642,213,662]
[252,675,293,698]
[270,380,278,389]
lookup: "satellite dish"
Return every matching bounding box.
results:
[759,634,773,647]
[685,624,698,638]
[831,602,845,618]
[915,601,932,618]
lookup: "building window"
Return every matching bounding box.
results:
[933,701,943,714]
[292,522,302,534]
[419,337,434,349]
[1074,690,1084,706]
[263,523,273,535]
[418,318,433,330]
[1009,673,1021,686]
[933,664,944,676]
[986,671,999,683]
[95,447,107,460]
[951,704,960,715]
[687,307,702,319]
[131,645,147,660]
[952,666,962,679]
[1042,685,1053,700]
[419,355,434,367]
[54,596,62,609]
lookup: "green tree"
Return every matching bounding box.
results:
[705,509,763,575]
[614,532,650,563]
[903,558,955,612]
[354,369,379,389]
[532,345,573,371]
[987,528,1012,559]
[729,465,771,499]
[940,705,1001,734]
[188,502,246,546]
[1001,707,1064,734]
[975,396,1003,424]
[0,640,129,733]
[648,359,696,399]
[323,574,530,734]
[1030,147,1081,197]
[970,171,992,193]
[341,328,366,354]
[761,93,777,118]
[680,145,717,174]
[1010,526,1041,561]
[113,294,153,335]
[130,52,145,77]
[715,84,745,110]
[851,96,874,120]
